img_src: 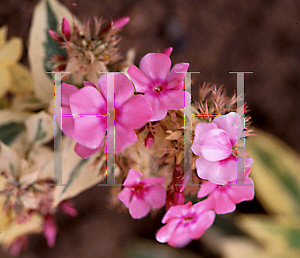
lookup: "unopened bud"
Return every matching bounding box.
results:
[61,17,71,41]
[161,47,173,57]
[48,30,64,43]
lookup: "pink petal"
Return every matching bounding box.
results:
[144,92,167,121]
[213,112,243,146]
[162,202,192,223]
[166,63,189,90]
[43,214,57,247]
[159,90,189,110]
[61,83,78,106]
[129,194,150,219]
[127,65,153,93]
[112,122,137,153]
[191,122,218,156]
[195,156,237,185]
[70,86,107,115]
[210,189,236,214]
[123,169,142,187]
[117,95,152,129]
[139,53,171,82]
[156,218,181,243]
[74,143,102,159]
[146,184,166,209]
[141,177,165,185]
[97,73,134,106]
[72,115,106,149]
[161,47,173,57]
[167,223,192,248]
[226,177,254,203]
[197,181,217,198]
[190,198,214,215]
[83,81,97,88]
[188,210,215,239]
[113,73,135,107]
[199,129,232,161]
[118,187,133,207]
[61,107,74,138]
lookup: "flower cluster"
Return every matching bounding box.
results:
[59,45,254,248]
[0,2,255,254]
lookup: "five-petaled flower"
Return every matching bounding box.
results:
[192,112,250,185]
[197,161,254,214]
[156,199,215,248]
[127,52,190,121]
[59,73,152,158]
[118,169,166,219]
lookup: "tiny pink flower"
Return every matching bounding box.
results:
[43,214,57,247]
[127,52,190,121]
[112,16,130,29]
[59,73,152,158]
[192,112,244,184]
[198,161,254,214]
[156,199,215,248]
[118,169,166,219]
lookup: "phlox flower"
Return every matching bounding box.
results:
[127,52,190,121]
[59,73,152,158]
[156,199,215,248]
[192,112,246,185]
[117,169,166,219]
[197,161,254,214]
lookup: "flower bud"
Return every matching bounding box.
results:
[61,17,71,41]
[48,30,64,43]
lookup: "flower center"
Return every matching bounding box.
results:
[154,86,163,92]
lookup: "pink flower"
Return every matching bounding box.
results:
[61,17,71,41]
[127,52,190,121]
[59,73,152,158]
[198,162,254,214]
[118,169,166,219]
[192,112,245,185]
[43,214,57,247]
[156,200,215,248]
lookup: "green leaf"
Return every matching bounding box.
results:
[246,128,300,217]
[0,122,25,145]
[43,0,67,79]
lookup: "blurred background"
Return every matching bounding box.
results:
[0,0,299,257]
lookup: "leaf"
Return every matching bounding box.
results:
[236,215,300,257]
[0,122,25,145]
[246,128,300,217]
[28,0,81,103]
[9,63,33,94]
[0,141,21,179]
[52,137,106,207]
[25,111,54,146]
[0,212,43,247]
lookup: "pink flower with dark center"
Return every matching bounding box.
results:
[192,112,246,185]
[127,52,190,121]
[197,161,254,214]
[59,73,152,158]
[117,169,166,219]
[156,199,215,248]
